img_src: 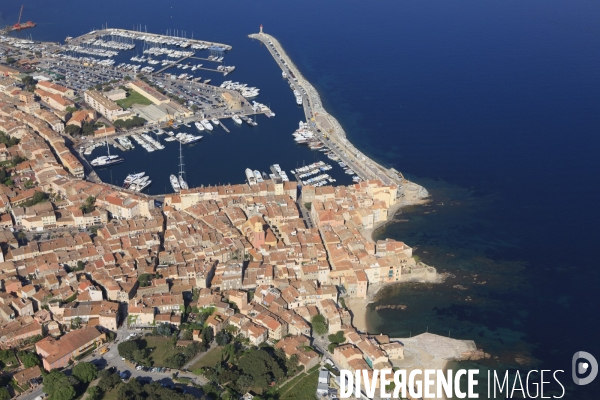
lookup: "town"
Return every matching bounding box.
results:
[0,26,478,400]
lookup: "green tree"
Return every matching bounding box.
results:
[328,331,345,344]
[97,371,121,391]
[0,388,9,400]
[118,340,141,360]
[32,191,48,204]
[201,326,214,348]
[18,351,41,368]
[65,124,81,136]
[215,330,230,346]
[43,370,75,400]
[72,361,98,383]
[53,383,77,400]
[164,353,186,369]
[80,196,96,214]
[11,155,26,167]
[71,316,82,329]
[311,314,328,336]
[156,323,172,336]
[81,122,96,136]
[238,349,285,389]
[86,386,102,400]
[236,374,253,393]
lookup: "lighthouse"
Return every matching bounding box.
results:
[260,24,263,34]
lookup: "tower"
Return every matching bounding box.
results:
[260,24,263,34]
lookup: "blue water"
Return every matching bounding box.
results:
[3,0,600,397]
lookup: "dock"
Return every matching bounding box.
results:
[108,138,126,152]
[155,55,191,74]
[189,56,223,63]
[219,122,230,133]
[69,28,232,51]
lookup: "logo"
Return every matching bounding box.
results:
[572,351,598,385]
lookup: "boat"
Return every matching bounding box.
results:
[253,170,264,183]
[90,137,123,167]
[91,155,123,167]
[232,115,242,124]
[201,119,213,131]
[134,179,152,192]
[178,176,188,190]
[170,174,181,192]
[282,71,287,79]
[124,172,145,187]
[211,118,220,125]
[195,122,205,131]
[245,168,257,185]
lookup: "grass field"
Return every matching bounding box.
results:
[116,90,153,109]
[190,346,223,371]
[144,336,181,367]
[278,368,320,400]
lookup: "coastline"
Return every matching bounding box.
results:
[248,30,439,340]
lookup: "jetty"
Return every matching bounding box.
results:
[68,28,232,50]
[250,30,428,198]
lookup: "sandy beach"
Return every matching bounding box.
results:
[345,297,370,333]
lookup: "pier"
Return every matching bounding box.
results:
[155,55,191,74]
[108,138,126,152]
[219,123,230,133]
[249,31,424,193]
[189,56,223,63]
[68,28,232,51]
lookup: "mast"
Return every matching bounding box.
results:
[106,134,111,157]
[179,141,185,179]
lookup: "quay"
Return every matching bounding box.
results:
[249,30,428,198]
[68,28,232,51]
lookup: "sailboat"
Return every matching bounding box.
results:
[178,142,189,190]
[91,136,123,167]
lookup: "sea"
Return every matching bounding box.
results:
[2,0,599,397]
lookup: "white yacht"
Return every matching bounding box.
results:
[90,138,123,167]
[91,155,123,167]
[134,179,151,192]
[201,119,214,131]
[253,170,264,183]
[211,118,220,126]
[178,175,189,190]
[124,172,145,187]
[245,168,256,185]
[282,71,287,79]
[195,122,205,131]
[232,115,242,125]
[170,174,181,192]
